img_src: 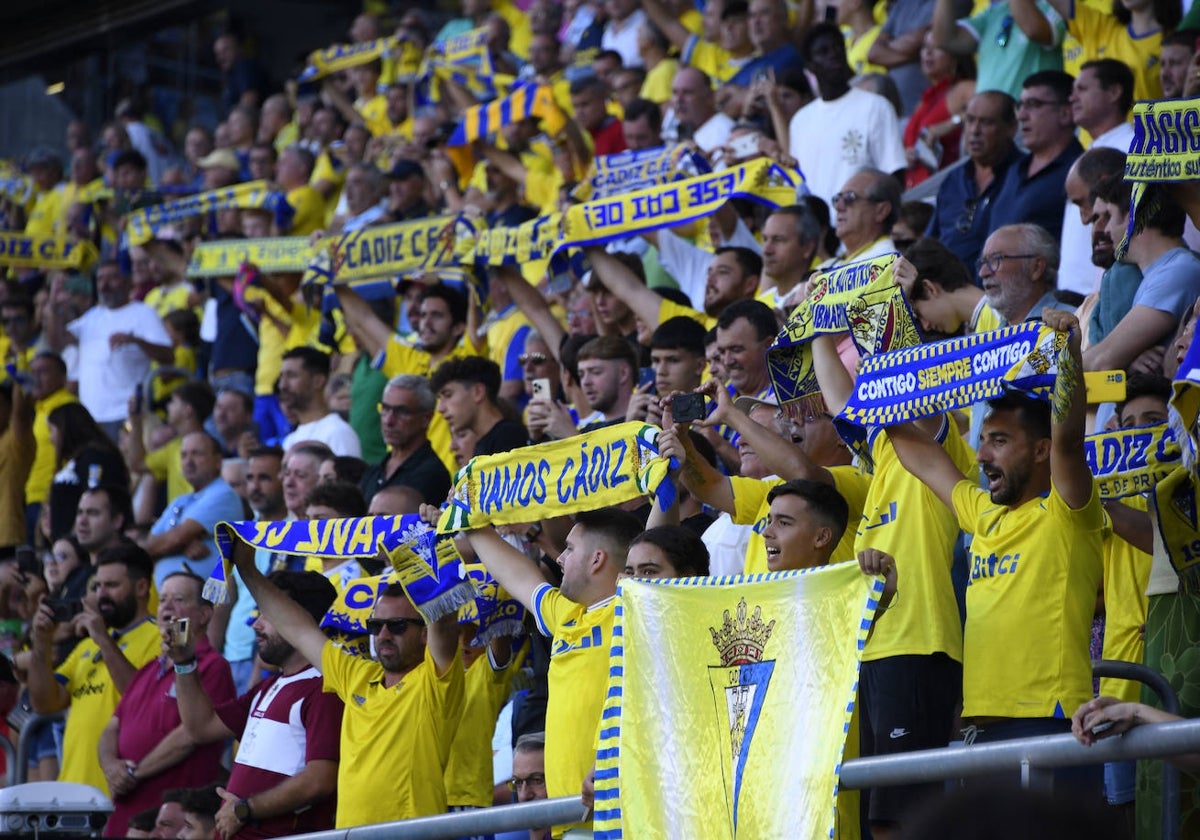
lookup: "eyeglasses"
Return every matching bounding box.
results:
[1016,97,1063,111]
[507,774,546,793]
[519,353,548,365]
[365,617,425,636]
[955,197,982,234]
[377,401,423,418]
[974,253,1039,274]
[996,15,1014,47]
[830,191,879,209]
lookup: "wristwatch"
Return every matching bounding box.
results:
[234,799,253,823]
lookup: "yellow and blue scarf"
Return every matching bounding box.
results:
[126,181,295,247]
[0,233,97,270]
[1119,98,1200,257]
[186,236,310,278]
[572,144,712,202]
[1085,423,1180,500]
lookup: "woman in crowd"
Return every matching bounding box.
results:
[904,32,976,188]
[46,403,130,542]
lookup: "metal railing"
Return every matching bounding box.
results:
[13,713,64,786]
[291,797,590,840]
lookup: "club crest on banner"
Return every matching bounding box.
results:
[708,598,776,833]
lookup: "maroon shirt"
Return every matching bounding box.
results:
[105,638,236,837]
[590,116,627,157]
[214,666,343,839]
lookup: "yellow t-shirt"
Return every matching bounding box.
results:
[531,584,615,821]
[379,337,479,473]
[657,298,716,331]
[55,619,161,793]
[27,389,76,505]
[481,306,534,385]
[1099,494,1150,702]
[737,466,871,574]
[1064,3,1162,102]
[144,283,194,320]
[247,288,292,397]
[494,0,533,58]
[858,424,973,662]
[311,151,347,226]
[356,94,392,138]
[24,185,66,237]
[681,37,748,84]
[287,185,327,236]
[145,437,192,504]
[640,58,679,104]
[953,478,1105,719]
[845,25,887,76]
[444,649,520,807]
[321,641,464,827]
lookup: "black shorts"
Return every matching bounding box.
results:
[858,653,962,825]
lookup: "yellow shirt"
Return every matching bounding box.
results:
[953,479,1105,718]
[737,466,871,574]
[55,619,161,793]
[27,388,76,505]
[24,185,66,237]
[681,37,748,84]
[444,649,520,806]
[640,58,679,104]
[321,642,465,827]
[0,421,34,546]
[531,584,615,822]
[494,0,532,58]
[311,151,346,227]
[480,306,534,385]
[858,424,973,662]
[845,25,887,76]
[379,337,479,473]
[146,437,192,503]
[1099,494,1150,702]
[248,288,292,397]
[144,283,193,319]
[1064,3,1162,101]
[287,185,327,236]
[657,298,716,331]
[357,94,393,138]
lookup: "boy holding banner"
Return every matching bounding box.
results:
[885,309,1105,795]
[464,509,643,837]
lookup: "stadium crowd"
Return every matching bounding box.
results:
[0,0,1199,837]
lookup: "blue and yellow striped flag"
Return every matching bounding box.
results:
[594,564,883,840]
[448,83,564,146]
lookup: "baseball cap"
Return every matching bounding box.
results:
[196,148,241,171]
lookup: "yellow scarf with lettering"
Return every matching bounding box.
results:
[126,181,294,246]
[299,36,424,83]
[306,215,459,286]
[1118,98,1200,257]
[1085,424,1181,500]
[0,233,97,270]
[438,422,672,533]
[186,236,310,278]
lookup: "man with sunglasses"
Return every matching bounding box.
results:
[358,374,450,507]
[227,542,463,828]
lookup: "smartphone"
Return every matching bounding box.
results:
[167,617,191,648]
[46,597,82,624]
[133,384,144,415]
[531,378,551,400]
[15,546,40,579]
[671,392,707,423]
[730,132,760,160]
[1084,370,1125,405]
[638,367,656,389]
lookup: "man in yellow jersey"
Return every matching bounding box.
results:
[760,479,849,570]
[811,329,973,838]
[466,508,643,838]
[335,282,475,472]
[25,352,75,536]
[228,540,463,828]
[27,544,161,796]
[887,309,1104,796]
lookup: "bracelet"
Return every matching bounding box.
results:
[173,659,198,675]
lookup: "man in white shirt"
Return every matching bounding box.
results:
[670,67,734,154]
[788,23,906,205]
[1059,59,1136,298]
[601,0,647,69]
[278,348,362,457]
[45,260,173,442]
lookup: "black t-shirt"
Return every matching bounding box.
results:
[49,445,130,542]
[359,442,452,507]
[474,419,529,457]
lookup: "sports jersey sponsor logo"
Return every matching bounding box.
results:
[72,682,105,699]
[968,552,1019,582]
[889,728,909,739]
[352,694,366,706]
[862,501,897,531]
[551,625,603,657]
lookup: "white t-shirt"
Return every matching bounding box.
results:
[282,412,362,457]
[602,10,647,69]
[702,513,754,578]
[657,218,760,308]
[787,88,907,205]
[67,302,170,423]
[1057,122,1136,296]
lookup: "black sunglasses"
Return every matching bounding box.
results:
[365,617,425,636]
